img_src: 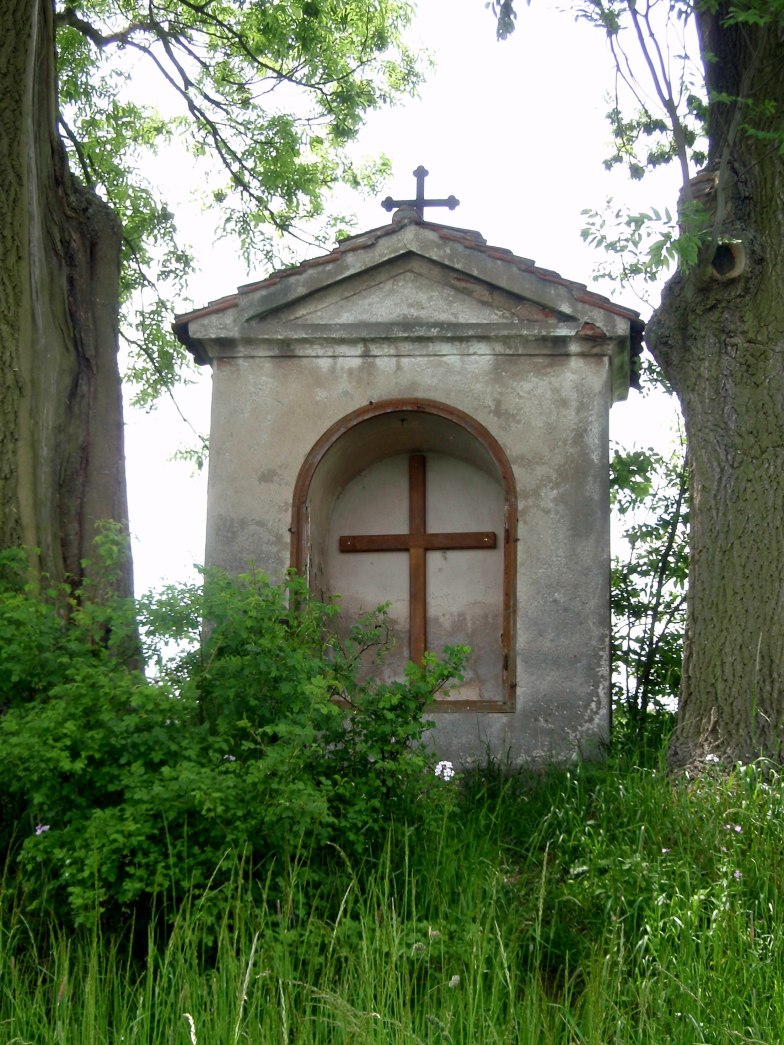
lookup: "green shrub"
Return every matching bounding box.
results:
[0,555,466,929]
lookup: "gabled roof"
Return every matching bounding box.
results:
[173,208,644,381]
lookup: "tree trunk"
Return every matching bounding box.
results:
[646,9,784,769]
[0,0,132,597]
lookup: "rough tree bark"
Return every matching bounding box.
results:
[0,0,132,597]
[646,9,784,768]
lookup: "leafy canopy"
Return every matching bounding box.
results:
[55,0,420,404]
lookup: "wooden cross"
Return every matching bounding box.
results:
[339,454,496,664]
[381,165,460,220]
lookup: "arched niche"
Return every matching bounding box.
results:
[291,399,517,710]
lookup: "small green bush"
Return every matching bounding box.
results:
[0,552,466,929]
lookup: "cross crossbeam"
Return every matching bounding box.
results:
[339,454,496,664]
[381,165,460,220]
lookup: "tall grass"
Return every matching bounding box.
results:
[3,756,784,1043]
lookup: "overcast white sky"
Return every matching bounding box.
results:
[124,0,683,594]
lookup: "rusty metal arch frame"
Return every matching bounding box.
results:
[290,398,518,712]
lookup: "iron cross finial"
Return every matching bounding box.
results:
[381,165,460,220]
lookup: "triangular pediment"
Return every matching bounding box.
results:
[176,219,639,385]
[243,254,576,336]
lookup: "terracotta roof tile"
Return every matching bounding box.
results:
[173,213,642,334]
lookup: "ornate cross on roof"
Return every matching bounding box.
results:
[381,165,460,220]
[339,454,496,665]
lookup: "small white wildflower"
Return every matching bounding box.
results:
[434,760,455,781]
[733,869,743,880]
[704,753,720,764]
[428,926,442,940]
[661,848,670,854]
[223,754,237,762]
[723,823,742,833]
[448,975,460,988]
[35,824,50,835]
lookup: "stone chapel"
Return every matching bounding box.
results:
[173,181,643,766]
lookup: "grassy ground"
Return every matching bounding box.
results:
[3,755,783,1043]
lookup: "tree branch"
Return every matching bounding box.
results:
[56,6,155,48]
[635,452,688,714]
[57,113,96,187]
[626,0,691,188]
